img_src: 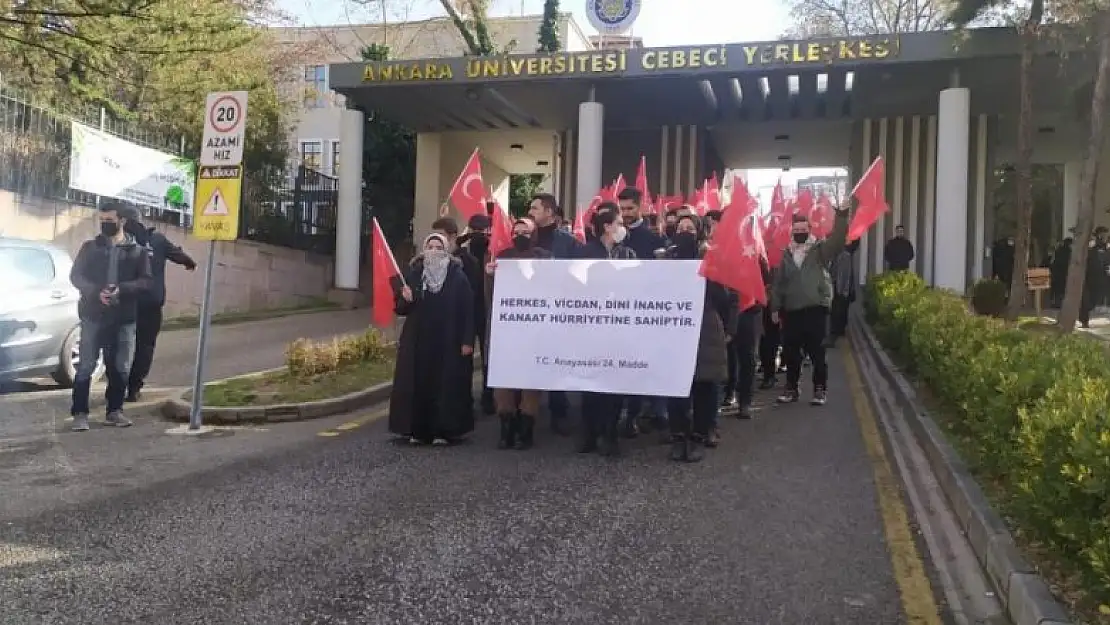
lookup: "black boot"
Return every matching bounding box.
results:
[686,434,706,463]
[481,389,496,415]
[599,416,620,457]
[669,434,687,462]
[550,413,569,436]
[497,412,516,449]
[515,412,535,450]
[576,412,597,453]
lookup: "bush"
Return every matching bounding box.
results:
[284,328,390,377]
[970,278,1008,317]
[866,272,1110,605]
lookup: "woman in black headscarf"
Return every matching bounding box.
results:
[388,233,476,445]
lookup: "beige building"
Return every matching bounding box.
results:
[270,13,592,177]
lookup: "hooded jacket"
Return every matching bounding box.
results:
[128,224,196,307]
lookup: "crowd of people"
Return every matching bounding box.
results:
[67,202,196,432]
[387,189,852,463]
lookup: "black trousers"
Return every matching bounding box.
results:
[582,392,622,439]
[128,303,163,394]
[829,295,851,337]
[725,336,738,395]
[759,307,780,378]
[667,380,717,438]
[733,309,760,404]
[782,306,829,390]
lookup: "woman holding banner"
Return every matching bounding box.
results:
[576,205,636,457]
[388,233,476,446]
[485,217,552,450]
[665,212,735,463]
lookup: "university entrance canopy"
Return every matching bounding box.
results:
[327,27,1095,133]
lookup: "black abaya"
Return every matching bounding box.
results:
[388,259,476,440]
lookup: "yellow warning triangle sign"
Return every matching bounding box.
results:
[203,188,228,216]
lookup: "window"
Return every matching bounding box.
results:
[331,141,341,176]
[0,246,56,289]
[303,65,327,109]
[300,141,323,171]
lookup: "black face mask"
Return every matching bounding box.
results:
[793,233,809,245]
[673,232,699,258]
[100,221,120,238]
[512,235,531,251]
[664,225,677,238]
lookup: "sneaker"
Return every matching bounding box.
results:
[811,387,828,406]
[737,403,754,419]
[125,390,141,403]
[104,410,132,427]
[409,437,423,445]
[758,376,776,390]
[720,392,735,408]
[432,438,449,446]
[71,414,90,432]
[705,428,721,448]
[777,388,800,403]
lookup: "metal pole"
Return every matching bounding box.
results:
[188,240,217,430]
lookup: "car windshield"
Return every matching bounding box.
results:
[0,246,56,290]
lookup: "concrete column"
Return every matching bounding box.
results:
[412,132,443,247]
[334,109,364,290]
[935,87,971,293]
[972,114,989,282]
[858,119,871,285]
[907,116,921,270]
[923,115,938,285]
[1063,160,1081,237]
[659,126,670,196]
[574,101,604,215]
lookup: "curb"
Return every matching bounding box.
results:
[160,380,393,425]
[848,311,1074,625]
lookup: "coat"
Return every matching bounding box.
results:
[695,279,735,383]
[388,257,475,439]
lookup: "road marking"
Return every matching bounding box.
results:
[844,344,943,625]
[317,408,389,438]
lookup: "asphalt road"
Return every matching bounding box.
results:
[0,350,914,625]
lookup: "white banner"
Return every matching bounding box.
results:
[487,259,706,397]
[68,121,196,214]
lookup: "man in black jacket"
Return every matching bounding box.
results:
[69,202,153,431]
[119,206,196,401]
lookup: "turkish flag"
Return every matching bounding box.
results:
[763,180,793,268]
[847,156,889,243]
[448,148,486,222]
[725,178,758,220]
[811,192,836,239]
[795,188,815,222]
[609,174,626,198]
[572,210,587,243]
[489,199,514,258]
[634,156,653,213]
[657,195,684,212]
[371,217,402,329]
[700,211,767,310]
[707,172,722,211]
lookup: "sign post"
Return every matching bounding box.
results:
[189,90,249,431]
[1025,267,1051,318]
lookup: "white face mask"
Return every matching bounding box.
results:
[612,225,628,243]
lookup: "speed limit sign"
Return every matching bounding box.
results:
[200,91,249,166]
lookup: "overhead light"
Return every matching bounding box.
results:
[465,88,480,101]
[1037,126,1056,134]
[536,160,549,166]
[510,143,524,152]
[774,134,790,141]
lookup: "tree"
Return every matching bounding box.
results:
[436,0,496,55]
[509,174,544,217]
[537,0,560,52]
[0,0,295,180]
[951,0,1044,320]
[783,0,949,36]
[360,43,416,249]
[1057,8,1110,330]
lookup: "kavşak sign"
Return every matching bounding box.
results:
[487,260,707,397]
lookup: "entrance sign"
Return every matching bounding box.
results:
[191,165,242,240]
[487,260,706,397]
[586,0,641,35]
[200,91,248,166]
[355,36,900,84]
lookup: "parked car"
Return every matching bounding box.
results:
[0,237,104,387]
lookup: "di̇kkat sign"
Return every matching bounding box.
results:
[586,0,642,35]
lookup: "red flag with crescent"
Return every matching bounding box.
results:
[371,217,402,329]
[448,148,486,222]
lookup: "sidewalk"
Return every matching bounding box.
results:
[0,346,934,624]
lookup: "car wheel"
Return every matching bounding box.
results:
[52,326,105,387]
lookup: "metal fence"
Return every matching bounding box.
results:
[240,165,338,254]
[0,85,337,253]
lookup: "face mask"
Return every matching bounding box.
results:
[100,221,120,237]
[793,233,809,245]
[424,248,448,263]
[664,225,677,238]
[512,234,531,251]
[612,225,628,243]
[673,232,699,257]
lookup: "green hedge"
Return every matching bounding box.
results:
[864,272,1110,606]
